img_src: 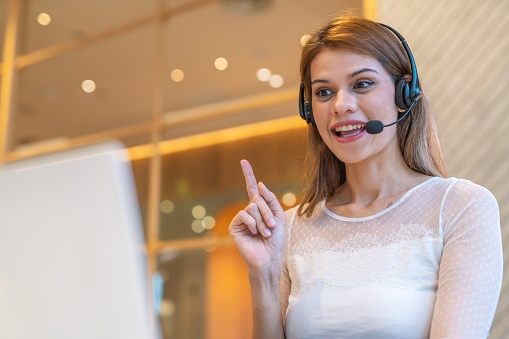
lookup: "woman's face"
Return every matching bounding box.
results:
[310,48,404,165]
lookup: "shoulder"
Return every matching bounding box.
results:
[417,177,498,209]
[284,205,299,220]
[284,206,298,229]
[438,178,500,236]
[284,202,327,229]
[284,205,306,228]
[283,203,328,253]
[442,178,498,209]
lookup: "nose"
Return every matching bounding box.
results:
[332,89,357,115]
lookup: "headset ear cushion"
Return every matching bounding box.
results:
[302,101,314,125]
[395,79,410,110]
[298,83,315,125]
[306,102,315,125]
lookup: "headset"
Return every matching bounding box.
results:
[298,23,421,127]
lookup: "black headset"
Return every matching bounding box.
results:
[298,23,421,125]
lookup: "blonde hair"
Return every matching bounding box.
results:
[298,15,447,217]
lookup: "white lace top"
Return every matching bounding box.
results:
[281,177,503,339]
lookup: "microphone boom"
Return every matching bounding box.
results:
[365,98,419,135]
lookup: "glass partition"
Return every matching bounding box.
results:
[1,1,365,338]
[159,128,305,241]
[155,127,306,338]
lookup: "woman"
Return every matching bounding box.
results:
[229,15,502,339]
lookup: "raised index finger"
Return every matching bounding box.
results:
[240,159,259,200]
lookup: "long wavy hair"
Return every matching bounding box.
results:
[297,15,447,217]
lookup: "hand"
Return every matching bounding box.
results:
[229,160,286,270]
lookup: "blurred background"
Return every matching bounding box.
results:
[0,0,507,338]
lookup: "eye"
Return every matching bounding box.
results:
[314,88,334,100]
[353,79,374,90]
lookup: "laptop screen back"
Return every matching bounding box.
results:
[0,141,160,339]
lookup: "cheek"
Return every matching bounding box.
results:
[315,112,338,138]
[311,105,330,134]
[379,90,400,117]
[315,123,331,145]
[366,97,399,123]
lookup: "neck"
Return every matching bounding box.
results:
[335,150,426,208]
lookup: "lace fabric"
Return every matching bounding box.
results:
[289,225,441,293]
[281,177,503,339]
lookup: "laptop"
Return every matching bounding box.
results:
[0,141,161,339]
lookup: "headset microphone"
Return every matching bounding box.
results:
[365,97,419,134]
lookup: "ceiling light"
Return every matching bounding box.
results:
[256,68,271,82]
[37,13,51,26]
[268,74,284,88]
[282,192,297,207]
[160,200,175,214]
[214,57,228,71]
[202,216,216,230]
[81,80,96,93]
[192,205,206,219]
[170,69,185,82]
[191,219,205,233]
[159,299,176,318]
[300,34,311,46]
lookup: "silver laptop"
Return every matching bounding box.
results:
[0,141,160,339]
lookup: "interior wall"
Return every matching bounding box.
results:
[378,0,509,337]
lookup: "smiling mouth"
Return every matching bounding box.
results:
[333,124,366,138]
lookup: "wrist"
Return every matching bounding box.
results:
[248,262,282,286]
[248,263,283,311]
[248,262,285,338]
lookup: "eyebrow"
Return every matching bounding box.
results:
[311,67,380,85]
[350,67,379,78]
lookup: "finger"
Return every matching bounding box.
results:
[246,202,272,237]
[251,192,277,229]
[258,182,285,219]
[240,159,259,201]
[230,209,258,235]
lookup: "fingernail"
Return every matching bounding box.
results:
[264,228,271,237]
[268,217,276,227]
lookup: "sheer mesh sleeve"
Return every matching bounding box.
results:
[280,208,297,327]
[280,254,291,326]
[430,180,503,338]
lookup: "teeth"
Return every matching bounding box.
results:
[334,124,365,132]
